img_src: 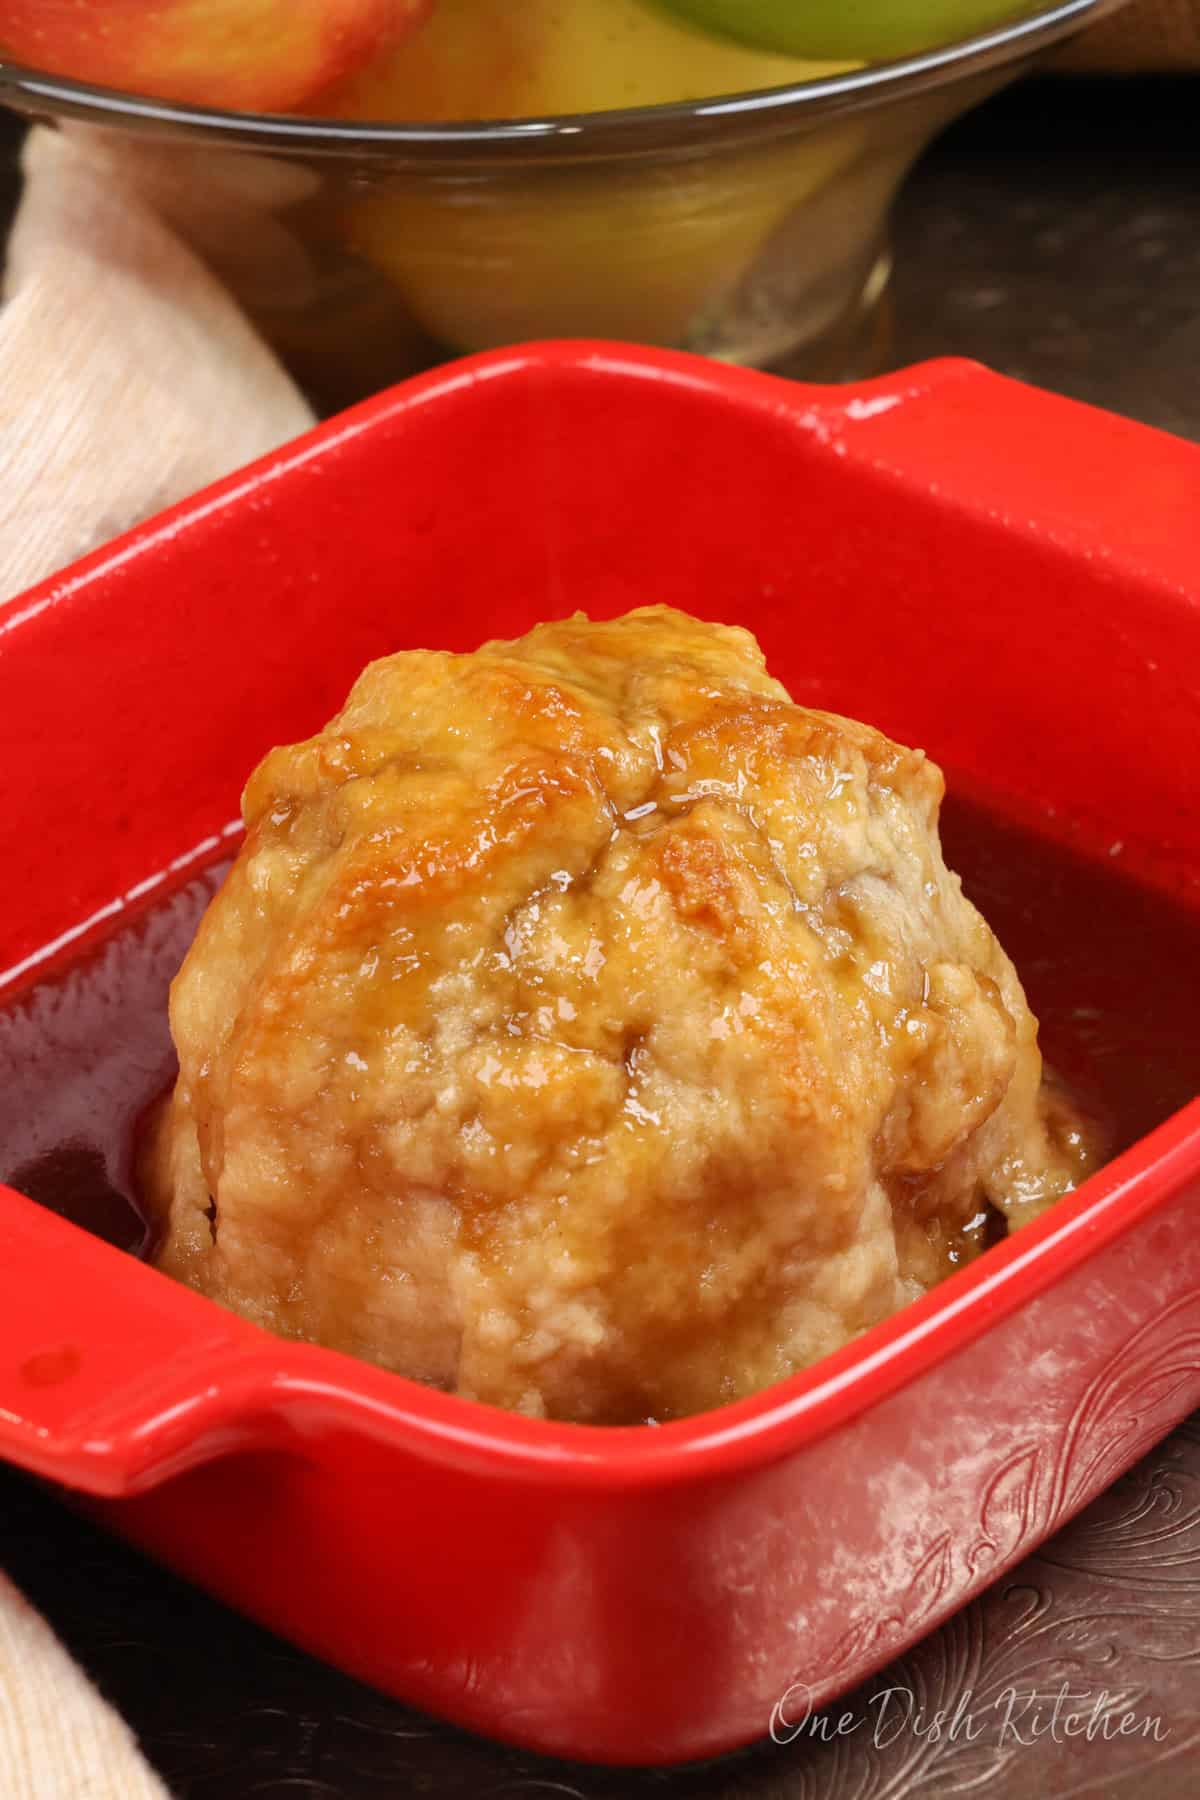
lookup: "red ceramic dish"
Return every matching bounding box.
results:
[0,344,1198,1767]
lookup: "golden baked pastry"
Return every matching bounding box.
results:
[145,607,1095,1422]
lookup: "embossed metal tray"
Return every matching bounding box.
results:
[0,343,1198,1767]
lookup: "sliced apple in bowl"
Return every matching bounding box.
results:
[651,0,1045,61]
[0,0,434,112]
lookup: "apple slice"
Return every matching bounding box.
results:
[650,0,1041,61]
[0,0,435,113]
[318,0,851,124]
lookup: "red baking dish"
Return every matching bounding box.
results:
[1,344,1198,1768]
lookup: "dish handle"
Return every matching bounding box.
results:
[0,1185,272,1497]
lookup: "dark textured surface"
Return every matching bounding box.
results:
[3,1417,1200,1797]
[1,72,1199,1800]
[889,74,1200,441]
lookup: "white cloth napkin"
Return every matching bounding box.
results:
[0,122,315,1796]
[0,1569,170,1800]
[0,125,314,602]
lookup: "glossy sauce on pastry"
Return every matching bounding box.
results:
[141,608,1101,1422]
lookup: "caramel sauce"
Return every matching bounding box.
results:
[937,799,1200,1159]
[0,797,1197,1260]
[0,867,227,1253]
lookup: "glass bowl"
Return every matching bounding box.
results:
[0,0,1124,410]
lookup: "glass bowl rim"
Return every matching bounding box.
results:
[0,0,1125,162]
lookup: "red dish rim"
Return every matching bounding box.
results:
[177,1097,1194,1489]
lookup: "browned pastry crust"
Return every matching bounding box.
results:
[145,607,1095,1422]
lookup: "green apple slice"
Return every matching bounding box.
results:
[649,0,1042,62]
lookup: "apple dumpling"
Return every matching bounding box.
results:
[145,607,1096,1422]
